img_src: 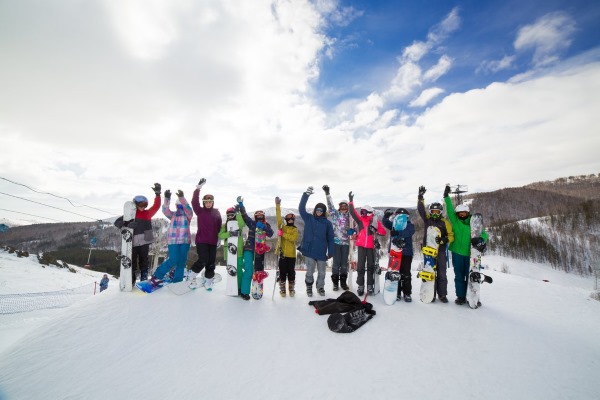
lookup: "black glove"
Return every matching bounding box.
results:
[152,183,161,195]
[348,191,354,202]
[197,178,206,188]
[383,209,393,218]
[418,186,426,200]
[443,185,451,198]
[176,190,184,198]
[233,204,240,213]
[164,190,171,199]
[392,237,406,248]
[322,185,330,195]
[435,236,448,245]
[471,237,487,252]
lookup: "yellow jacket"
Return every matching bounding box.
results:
[276,202,299,258]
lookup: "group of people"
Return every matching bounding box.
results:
[119,179,488,305]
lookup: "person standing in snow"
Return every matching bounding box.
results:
[443,185,489,306]
[237,196,274,300]
[381,208,416,302]
[417,186,453,303]
[149,189,193,286]
[189,178,222,290]
[348,191,386,296]
[275,196,299,297]
[99,274,109,292]
[298,186,335,297]
[114,183,162,286]
[218,206,246,294]
[322,185,352,291]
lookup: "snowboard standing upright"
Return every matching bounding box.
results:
[466,213,493,308]
[119,201,136,292]
[383,241,403,305]
[348,218,357,291]
[225,219,241,297]
[372,238,381,295]
[251,226,270,300]
[417,226,440,303]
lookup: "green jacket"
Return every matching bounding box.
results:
[218,212,246,260]
[444,197,488,257]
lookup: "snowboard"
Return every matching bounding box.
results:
[225,220,241,297]
[251,270,269,300]
[383,244,403,305]
[135,278,171,293]
[466,213,493,308]
[417,226,440,303]
[118,201,136,292]
[167,272,222,295]
[372,238,381,295]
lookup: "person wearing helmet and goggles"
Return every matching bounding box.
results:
[417,186,454,303]
[189,178,222,290]
[381,207,415,302]
[443,185,489,306]
[275,196,299,297]
[114,182,162,286]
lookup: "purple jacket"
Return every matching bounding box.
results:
[191,188,222,246]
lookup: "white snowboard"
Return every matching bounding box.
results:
[119,201,136,292]
[418,226,440,303]
[225,219,241,297]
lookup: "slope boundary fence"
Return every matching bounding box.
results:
[0,283,96,314]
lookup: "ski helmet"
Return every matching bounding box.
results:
[395,208,409,215]
[226,207,235,219]
[429,202,443,219]
[338,201,349,210]
[254,210,265,220]
[202,194,214,202]
[360,205,374,216]
[456,204,470,213]
[133,195,148,208]
[284,213,295,221]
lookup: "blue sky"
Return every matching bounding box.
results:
[0,0,599,225]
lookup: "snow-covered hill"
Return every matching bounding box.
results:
[0,251,599,399]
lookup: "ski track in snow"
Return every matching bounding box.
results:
[0,251,599,400]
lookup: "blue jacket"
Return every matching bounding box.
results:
[381,216,415,256]
[298,193,335,261]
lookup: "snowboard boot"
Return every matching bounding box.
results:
[187,271,199,289]
[340,274,349,291]
[306,284,313,297]
[367,285,374,295]
[279,281,287,297]
[439,296,449,303]
[149,276,163,287]
[204,278,214,291]
[240,293,250,301]
[455,297,466,305]
[357,285,365,296]
[318,287,325,296]
[396,294,403,302]
[289,281,296,297]
[404,294,412,303]
[331,274,339,291]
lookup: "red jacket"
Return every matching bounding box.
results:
[349,202,385,249]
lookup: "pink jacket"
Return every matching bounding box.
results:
[349,202,386,249]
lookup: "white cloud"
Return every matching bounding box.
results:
[514,11,577,67]
[409,87,445,107]
[477,55,516,74]
[423,55,453,82]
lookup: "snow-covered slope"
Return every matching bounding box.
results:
[0,251,599,400]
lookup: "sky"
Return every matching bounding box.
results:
[1,0,599,225]
[1,250,599,399]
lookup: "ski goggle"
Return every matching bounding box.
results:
[430,209,442,215]
[254,211,265,219]
[202,195,214,203]
[314,208,324,214]
[285,214,295,221]
[360,209,373,216]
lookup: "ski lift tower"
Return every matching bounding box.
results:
[451,184,468,205]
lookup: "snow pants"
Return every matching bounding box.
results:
[434,248,448,298]
[332,244,349,276]
[305,257,327,290]
[241,250,261,295]
[356,247,375,286]
[452,252,470,298]
[399,255,413,296]
[154,243,190,283]
[191,243,216,279]
[278,256,296,283]
[132,243,150,284]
